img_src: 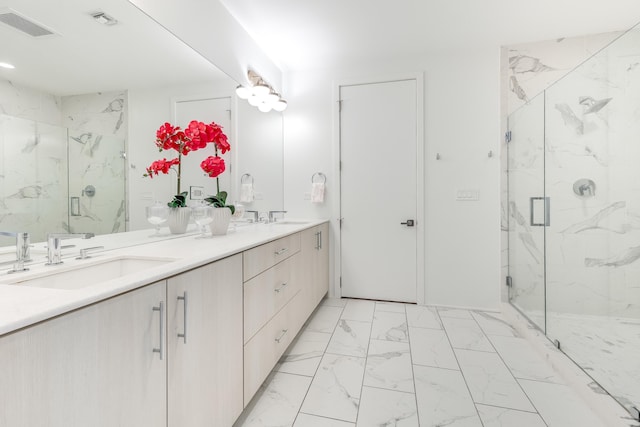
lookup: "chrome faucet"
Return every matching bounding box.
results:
[246,210,259,223]
[46,233,95,265]
[268,210,287,223]
[0,231,31,273]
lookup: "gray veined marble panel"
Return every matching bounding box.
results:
[300,353,366,423]
[276,331,332,377]
[562,201,629,234]
[305,305,344,334]
[371,311,409,342]
[356,387,418,427]
[579,96,612,114]
[406,305,442,329]
[471,311,518,337]
[585,245,640,267]
[518,232,543,265]
[326,319,371,358]
[234,372,312,427]
[364,339,414,393]
[454,349,535,412]
[476,404,546,427]
[413,365,483,427]
[441,317,494,352]
[408,327,458,370]
[294,413,354,427]
[487,335,564,384]
[340,299,375,322]
[555,103,584,134]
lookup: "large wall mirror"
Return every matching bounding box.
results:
[0,0,284,251]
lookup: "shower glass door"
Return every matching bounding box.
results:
[507,93,546,332]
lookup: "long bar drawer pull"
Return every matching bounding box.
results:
[274,282,288,293]
[177,292,188,344]
[275,329,289,343]
[152,301,164,360]
[274,247,288,256]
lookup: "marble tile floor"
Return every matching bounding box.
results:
[234,298,621,427]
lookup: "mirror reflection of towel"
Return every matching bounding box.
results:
[240,183,254,203]
[311,182,325,203]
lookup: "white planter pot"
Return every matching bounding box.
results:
[168,207,191,234]
[210,207,232,235]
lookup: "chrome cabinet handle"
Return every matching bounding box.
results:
[274,282,288,293]
[318,231,322,250]
[274,248,288,256]
[177,292,188,344]
[152,301,164,360]
[314,231,321,250]
[274,329,288,343]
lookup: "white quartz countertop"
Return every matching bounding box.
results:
[0,219,328,336]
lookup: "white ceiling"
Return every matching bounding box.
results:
[0,0,228,96]
[219,0,640,71]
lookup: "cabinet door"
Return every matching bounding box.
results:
[167,254,243,427]
[314,223,330,303]
[0,282,167,427]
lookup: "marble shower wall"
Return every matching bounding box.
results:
[0,79,126,242]
[61,92,127,235]
[505,26,640,319]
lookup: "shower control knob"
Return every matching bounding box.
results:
[400,219,415,227]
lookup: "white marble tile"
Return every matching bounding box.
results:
[405,305,442,329]
[471,311,518,337]
[488,335,564,383]
[371,311,409,342]
[294,413,354,427]
[441,317,494,352]
[519,379,608,427]
[305,305,344,334]
[321,297,348,308]
[375,301,407,313]
[364,339,414,393]
[454,349,535,412]
[413,365,483,427]
[408,327,459,370]
[356,387,418,427]
[476,404,547,427]
[340,299,375,322]
[300,353,366,423]
[437,308,474,319]
[234,372,312,427]
[326,319,371,357]
[276,331,332,377]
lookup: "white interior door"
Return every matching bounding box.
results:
[174,97,232,201]
[340,79,418,303]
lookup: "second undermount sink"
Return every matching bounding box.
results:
[0,256,176,291]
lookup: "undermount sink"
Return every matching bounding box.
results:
[0,256,176,291]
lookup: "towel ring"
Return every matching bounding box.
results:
[311,172,326,184]
[241,173,253,184]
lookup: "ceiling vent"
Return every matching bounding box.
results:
[0,8,55,37]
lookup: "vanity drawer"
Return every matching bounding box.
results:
[244,295,298,404]
[244,254,300,344]
[243,233,301,281]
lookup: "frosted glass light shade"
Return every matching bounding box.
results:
[252,82,270,98]
[273,99,287,112]
[248,95,261,106]
[258,102,272,113]
[235,85,250,99]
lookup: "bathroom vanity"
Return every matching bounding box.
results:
[0,220,329,427]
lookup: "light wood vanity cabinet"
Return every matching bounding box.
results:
[0,281,168,427]
[167,254,243,427]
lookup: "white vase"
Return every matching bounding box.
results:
[168,207,191,234]
[209,207,232,235]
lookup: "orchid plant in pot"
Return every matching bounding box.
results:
[144,120,232,234]
[201,130,235,235]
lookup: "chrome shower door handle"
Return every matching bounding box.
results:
[530,197,550,227]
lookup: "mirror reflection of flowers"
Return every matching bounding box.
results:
[143,120,231,208]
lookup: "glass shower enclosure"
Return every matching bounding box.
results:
[507,23,640,417]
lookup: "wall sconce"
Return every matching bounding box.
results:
[236,70,287,112]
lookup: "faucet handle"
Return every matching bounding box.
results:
[246,210,259,223]
[268,210,288,223]
[77,246,105,260]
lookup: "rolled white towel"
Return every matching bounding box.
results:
[311,182,325,203]
[240,183,254,203]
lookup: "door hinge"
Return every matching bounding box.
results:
[554,339,561,350]
[505,130,512,143]
[339,277,342,288]
[506,275,513,288]
[338,99,343,112]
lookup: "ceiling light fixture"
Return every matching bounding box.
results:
[235,70,287,113]
[90,12,118,26]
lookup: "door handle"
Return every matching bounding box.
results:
[530,197,550,226]
[400,220,415,227]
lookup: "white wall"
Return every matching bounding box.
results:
[284,47,502,311]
